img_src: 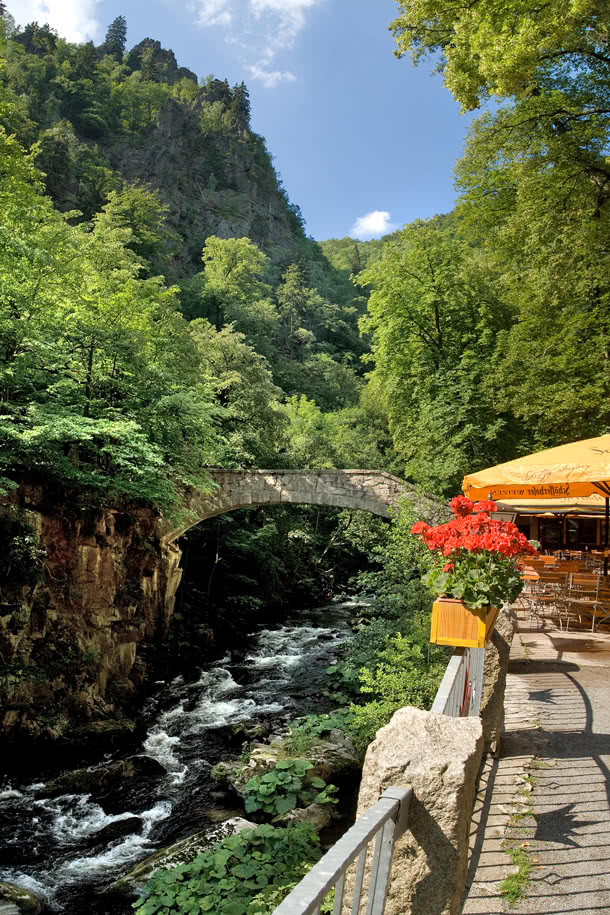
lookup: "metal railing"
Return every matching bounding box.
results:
[272,645,485,915]
[430,646,485,717]
[272,787,412,915]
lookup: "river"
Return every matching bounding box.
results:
[0,601,357,913]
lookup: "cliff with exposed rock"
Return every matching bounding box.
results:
[0,486,180,743]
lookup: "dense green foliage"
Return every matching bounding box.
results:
[384,0,610,475]
[243,759,336,817]
[0,17,385,517]
[0,127,225,509]
[133,823,322,915]
[359,217,516,493]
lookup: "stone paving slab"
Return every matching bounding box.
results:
[461,621,610,914]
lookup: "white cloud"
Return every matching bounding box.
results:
[190,0,324,86]
[6,0,101,42]
[192,0,232,27]
[247,62,296,88]
[351,211,397,240]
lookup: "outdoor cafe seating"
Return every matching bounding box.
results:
[518,556,610,632]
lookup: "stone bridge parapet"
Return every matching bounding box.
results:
[161,470,418,544]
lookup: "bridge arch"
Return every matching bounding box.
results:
[161,469,410,545]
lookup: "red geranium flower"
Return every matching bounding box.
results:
[450,495,474,517]
[410,494,538,610]
[473,499,497,513]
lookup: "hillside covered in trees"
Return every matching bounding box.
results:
[0,12,397,519]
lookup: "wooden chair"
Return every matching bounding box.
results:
[564,573,602,630]
[527,572,569,629]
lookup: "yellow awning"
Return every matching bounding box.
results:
[495,495,607,515]
[462,434,610,501]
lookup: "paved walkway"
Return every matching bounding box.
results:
[462,623,610,914]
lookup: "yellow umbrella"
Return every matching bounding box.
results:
[462,433,610,572]
[462,433,610,501]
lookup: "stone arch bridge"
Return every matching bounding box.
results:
[158,469,444,620]
[162,470,413,545]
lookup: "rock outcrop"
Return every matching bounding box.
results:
[41,756,166,798]
[351,706,483,915]
[0,882,43,914]
[0,485,181,742]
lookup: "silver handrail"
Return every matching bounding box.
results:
[430,646,485,717]
[272,787,412,915]
[272,644,485,914]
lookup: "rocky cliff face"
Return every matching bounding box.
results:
[106,88,303,272]
[0,486,181,743]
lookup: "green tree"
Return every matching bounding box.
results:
[278,396,339,469]
[102,15,127,63]
[0,128,221,506]
[391,1,610,453]
[390,0,610,112]
[96,183,179,276]
[14,22,57,57]
[455,103,610,448]
[359,219,515,493]
[189,319,286,465]
[200,236,278,354]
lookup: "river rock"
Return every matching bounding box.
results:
[40,755,165,798]
[109,816,256,897]
[0,882,43,914]
[211,731,361,795]
[275,802,333,832]
[74,718,136,744]
[88,816,143,846]
[128,755,168,777]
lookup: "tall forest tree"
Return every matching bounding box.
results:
[391,0,610,450]
[359,219,515,493]
[103,15,127,62]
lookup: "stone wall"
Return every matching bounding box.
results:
[479,606,518,755]
[162,469,445,543]
[350,611,517,915]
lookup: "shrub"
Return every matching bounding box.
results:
[243,759,336,817]
[133,823,321,915]
[281,710,356,756]
[346,632,448,749]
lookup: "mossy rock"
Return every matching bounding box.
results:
[0,882,44,914]
[108,817,255,898]
[211,732,361,796]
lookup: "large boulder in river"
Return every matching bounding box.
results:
[40,756,165,798]
[0,882,44,914]
[87,816,143,846]
[109,816,256,898]
[74,718,136,744]
[211,730,361,795]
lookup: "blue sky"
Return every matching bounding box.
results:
[8,0,477,240]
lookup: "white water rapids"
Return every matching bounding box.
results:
[0,603,356,912]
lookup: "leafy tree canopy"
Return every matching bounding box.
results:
[391,0,610,111]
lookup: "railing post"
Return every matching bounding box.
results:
[271,787,411,915]
[467,646,485,717]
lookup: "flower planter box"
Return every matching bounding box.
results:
[430,598,500,648]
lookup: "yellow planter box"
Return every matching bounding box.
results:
[430,598,500,648]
